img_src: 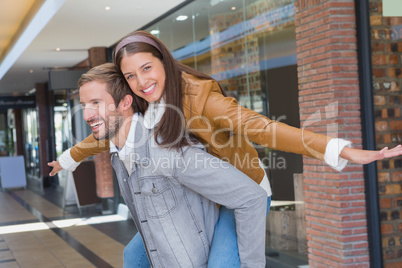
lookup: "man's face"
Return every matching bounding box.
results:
[80,80,123,140]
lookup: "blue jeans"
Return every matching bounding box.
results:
[123,196,272,268]
[123,233,149,268]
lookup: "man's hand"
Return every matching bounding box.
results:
[340,144,402,164]
[48,160,63,176]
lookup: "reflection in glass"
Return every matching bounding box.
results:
[23,109,40,178]
[145,0,306,265]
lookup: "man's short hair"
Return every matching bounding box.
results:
[78,63,134,107]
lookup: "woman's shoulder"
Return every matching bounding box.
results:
[181,72,220,96]
[181,72,220,117]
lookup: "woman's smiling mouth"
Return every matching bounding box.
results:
[142,84,156,95]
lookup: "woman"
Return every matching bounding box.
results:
[78,62,267,267]
[49,30,402,268]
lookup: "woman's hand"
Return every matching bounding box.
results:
[48,160,63,176]
[340,145,402,165]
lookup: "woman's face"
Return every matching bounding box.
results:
[120,52,166,103]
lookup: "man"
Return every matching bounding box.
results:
[50,63,267,267]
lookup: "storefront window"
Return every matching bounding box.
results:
[145,0,306,265]
[0,112,6,156]
[50,92,67,160]
[0,111,13,156]
[23,108,40,179]
[54,105,69,158]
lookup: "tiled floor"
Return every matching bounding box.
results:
[0,176,309,268]
[0,179,136,268]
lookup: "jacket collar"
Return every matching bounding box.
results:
[143,98,165,129]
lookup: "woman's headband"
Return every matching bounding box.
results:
[114,35,161,62]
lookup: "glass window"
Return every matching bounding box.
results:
[23,108,40,178]
[145,0,306,265]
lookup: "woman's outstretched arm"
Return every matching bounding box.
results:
[340,145,402,164]
[48,134,110,176]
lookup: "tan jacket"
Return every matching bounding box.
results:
[70,72,331,184]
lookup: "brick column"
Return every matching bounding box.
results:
[94,149,114,198]
[295,0,369,267]
[88,47,115,201]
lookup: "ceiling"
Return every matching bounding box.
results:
[0,0,186,97]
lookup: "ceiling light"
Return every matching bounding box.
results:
[26,88,36,96]
[105,6,111,11]
[210,0,225,7]
[29,69,34,73]
[56,48,61,52]
[231,7,236,10]
[150,30,160,35]
[176,15,188,21]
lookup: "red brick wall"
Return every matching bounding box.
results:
[94,150,114,198]
[295,0,369,267]
[88,47,114,198]
[369,1,402,267]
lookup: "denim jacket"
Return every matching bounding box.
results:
[111,117,267,268]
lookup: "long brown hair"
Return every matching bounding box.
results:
[114,30,226,149]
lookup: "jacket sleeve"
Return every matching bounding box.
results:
[203,91,332,162]
[69,134,110,162]
[174,146,267,267]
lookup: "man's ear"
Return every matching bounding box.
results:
[121,95,133,110]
